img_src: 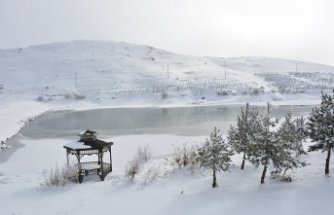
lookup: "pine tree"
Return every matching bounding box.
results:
[228,103,258,170]
[248,103,283,184]
[307,91,334,175]
[296,116,307,143]
[275,112,307,176]
[198,127,234,188]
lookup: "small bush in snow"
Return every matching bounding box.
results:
[161,92,168,100]
[167,143,200,170]
[217,90,228,96]
[250,88,260,95]
[74,94,86,100]
[36,96,45,102]
[136,145,152,163]
[64,93,72,99]
[270,171,293,182]
[142,166,161,186]
[125,145,154,182]
[41,164,78,187]
[125,157,141,182]
[0,140,9,151]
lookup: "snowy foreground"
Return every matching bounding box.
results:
[1,133,334,215]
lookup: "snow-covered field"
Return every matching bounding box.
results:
[1,40,334,214]
[1,134,334,215]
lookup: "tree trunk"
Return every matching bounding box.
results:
[260,165,267,184]
[212,168,217,188]
[283,167,288,175]
[241,153,246,170]
[325,148,331,175]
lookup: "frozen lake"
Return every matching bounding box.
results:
[19,105,314,138]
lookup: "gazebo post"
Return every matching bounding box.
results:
[66,149,70,167]
[75,150,84,183]
[109,147,112,172]
[100,150,104,180]
[97,153,101,164]
[77,150,82,170]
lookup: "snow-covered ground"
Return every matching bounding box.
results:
[1,134,334,215]
[1,40,334,214]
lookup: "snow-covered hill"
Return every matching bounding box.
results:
[1,40,334,105]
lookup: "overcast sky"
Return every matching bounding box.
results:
[0,0,333,65]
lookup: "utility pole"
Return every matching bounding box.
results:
[75,72,78,90]
[167,63,170,79]
[296,63,298,73]
[224,58,227,80]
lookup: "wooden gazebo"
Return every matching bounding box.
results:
[64,130,113,183]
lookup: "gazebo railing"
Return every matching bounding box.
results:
[76,161,111,180]
[77,161,110,171]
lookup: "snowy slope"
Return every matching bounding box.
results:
[1,40,334,105]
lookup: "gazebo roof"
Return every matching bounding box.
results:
[80,138,113,149]
[64,141,92,150]
[78,129,98,141]
[64,130,113,151]
[78,129,97,136]
[64,139,113,151]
